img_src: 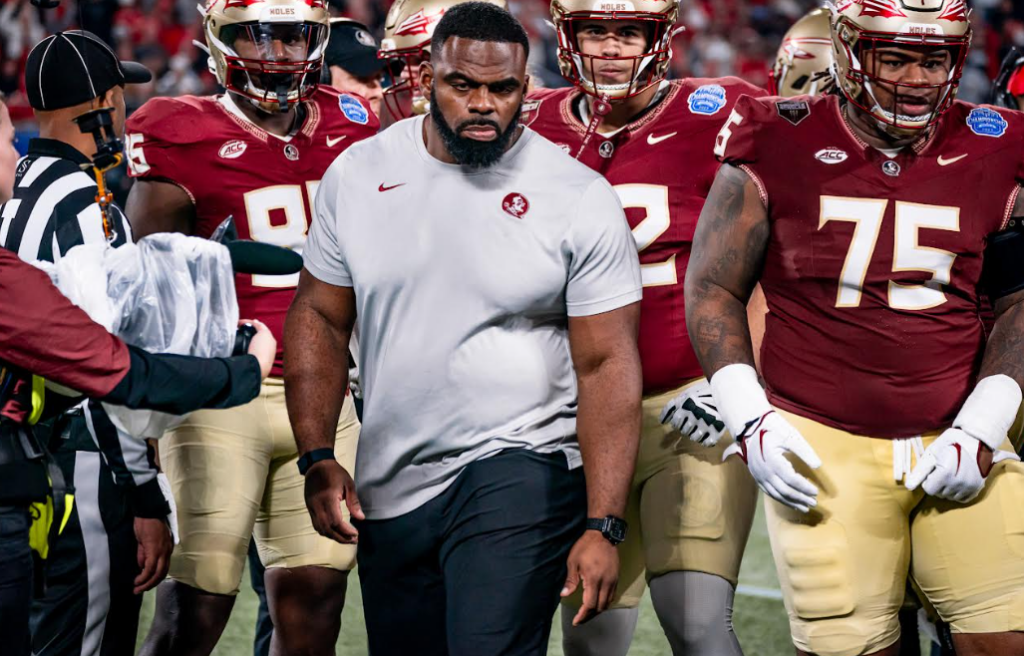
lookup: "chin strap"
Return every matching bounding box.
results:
[275,81,291,113]
[574,93,612,160]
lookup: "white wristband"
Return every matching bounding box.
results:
[954,374,1022,451]
[709,364,773,438]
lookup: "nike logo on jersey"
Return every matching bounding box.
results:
[647,132,677,146]
[937,153,967,166]
[327,135,347,147]
[378,183,406,192]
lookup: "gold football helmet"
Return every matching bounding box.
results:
[378,0,508,120]
[202,0,330,114]
[830,0,971,135]
[551,0,680,100]
[771,7,834,97]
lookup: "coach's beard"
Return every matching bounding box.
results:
[431,88,521,169]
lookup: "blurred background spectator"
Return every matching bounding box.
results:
[1,0,1019,160]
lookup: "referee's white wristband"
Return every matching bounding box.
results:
[954,374,1023,452]
[709,364,772,439]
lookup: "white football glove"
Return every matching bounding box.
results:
[904,429,1019,503]
[711,364,822,513]
[723,411,822,513]
[659,380,727,447]
[905,375,1022,503]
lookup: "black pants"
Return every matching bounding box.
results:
[29,430,143,656]
[0,505,32,656]
[357,449,587,656]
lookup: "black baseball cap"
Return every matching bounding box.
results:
[26,31,153,111]
[324,19,402,78]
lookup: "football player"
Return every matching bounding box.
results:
[688,1,1024,655]
[992,47,1024,111]
[377,0,506,126]
[123,1,377,655]
[522,2,765,654]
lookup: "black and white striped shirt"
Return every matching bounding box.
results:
[0,137,167,518]
[1,138,130,258]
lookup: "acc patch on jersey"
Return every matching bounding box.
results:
[966,107,1007,138]
[339,94,369,125]
[218,139,247,159]
[688,85,727,116]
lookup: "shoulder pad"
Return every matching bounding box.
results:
[127,96,214,145]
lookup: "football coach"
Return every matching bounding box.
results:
[284,3,643,654]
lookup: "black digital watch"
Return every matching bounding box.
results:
[297,448,337,476]
[585,515,628,546]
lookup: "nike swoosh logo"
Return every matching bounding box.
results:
[647,132,677,146]
[937,153,967,166]
[327,135,347,147]
[378,183,405,192]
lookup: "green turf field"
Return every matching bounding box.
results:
[137,498,799,655]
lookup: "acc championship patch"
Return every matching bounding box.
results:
[776,99,810,126]
[339,94,369,125]
[688,84,727,116]
[966,107,1007,138]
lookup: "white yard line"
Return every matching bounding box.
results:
[736,584,784,601]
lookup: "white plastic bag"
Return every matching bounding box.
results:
[34,234,239,438]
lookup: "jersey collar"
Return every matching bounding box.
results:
[218,94,298,144]
[27,138,91,165]
[565,80,677,138]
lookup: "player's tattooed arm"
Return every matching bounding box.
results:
[684,164,770,378]
[125,179,197,238]
[979,189,1024,387]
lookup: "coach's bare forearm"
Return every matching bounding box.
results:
[284,271,354,454]
[685,164,769,377]
[570,304,642,518]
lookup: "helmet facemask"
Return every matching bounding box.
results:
[213,21,328,113]
[833,19,969,137]
[553,9,677,100]
[379,47,430,121]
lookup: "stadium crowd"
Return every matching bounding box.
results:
[2,0,1021,123]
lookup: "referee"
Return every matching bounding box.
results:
[0,31,167,656]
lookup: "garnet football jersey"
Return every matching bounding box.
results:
[126,88,379,376]
[525,78,767,395]
[718,93,1024,438]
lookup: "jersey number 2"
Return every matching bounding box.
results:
[615,184,675,288]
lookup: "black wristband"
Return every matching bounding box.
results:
[297,448,336,476]
[130,478,171,519]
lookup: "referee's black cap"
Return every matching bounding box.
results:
[26,31,153,111]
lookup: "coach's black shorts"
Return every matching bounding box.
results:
[356,448,586,656]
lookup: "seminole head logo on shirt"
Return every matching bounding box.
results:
[502,193,530,219]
